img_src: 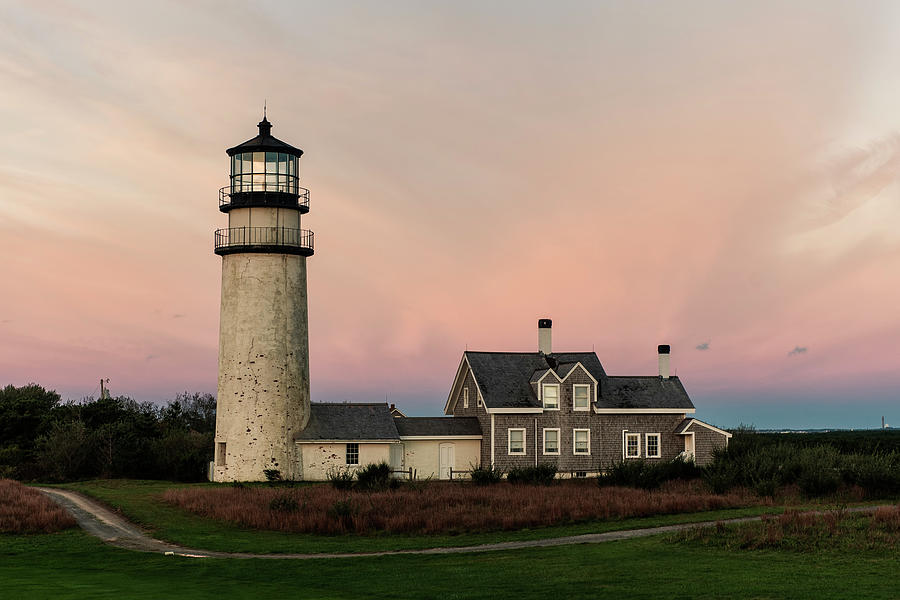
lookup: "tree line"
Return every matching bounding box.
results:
[0,384,215,482]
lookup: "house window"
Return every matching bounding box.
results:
[542,384,559,410]
[508,429,526,454]
[346,443,360,465]
[463,387,469,409]
[646,433,661,458]
[573,384,590,410]
[625,433,640,458]
[215,442,226,466]
[543,429,560,455]
[573,429,590,455]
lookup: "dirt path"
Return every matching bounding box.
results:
[37,487,891,560]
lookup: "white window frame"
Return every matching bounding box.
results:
[573,384,590,411]
[542,383,560,410]
[543,428,560,455]
[508,428,526,455]
[463,387,469,409]
[573,429,591,455]
[625,433,641,458]
[646,433,661,458]
[346,442,360,465]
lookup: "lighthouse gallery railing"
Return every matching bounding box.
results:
[214,227,314,252]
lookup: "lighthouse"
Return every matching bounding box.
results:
[212,115,313,482]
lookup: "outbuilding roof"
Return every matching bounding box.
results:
[296,403,399,441]
[394,417,482,437]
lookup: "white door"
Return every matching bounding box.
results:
[684,434,695,460]
[389,443,403,470]
[439,443,455,480]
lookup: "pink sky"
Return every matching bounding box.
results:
[1,2,899,428]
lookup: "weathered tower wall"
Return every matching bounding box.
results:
[213,250,310,482]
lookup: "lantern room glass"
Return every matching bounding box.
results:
[231,151,298,194]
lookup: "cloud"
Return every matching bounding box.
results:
[787,346,808,357]
[172,314,185,319]
[696,342,710,351]
[145,354,158,361]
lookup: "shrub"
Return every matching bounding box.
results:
[326,467,354,490]
[470,464,503,486]
[327,499,357,529]
[268,494,299,513]
[355,462,394,491]
[600,456,700,490]
[507,464,557,485]
[263,468,283,483]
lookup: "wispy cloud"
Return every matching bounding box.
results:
[787,346,808,357]
[696,342,710,351]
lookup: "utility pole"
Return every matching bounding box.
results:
[100,378,110,400]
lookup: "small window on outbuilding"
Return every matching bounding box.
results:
[346,443,360,465]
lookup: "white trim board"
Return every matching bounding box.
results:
[678,418,733,438]
[594,408,695,414]
[399,435,482,441]
[295,439,398,444]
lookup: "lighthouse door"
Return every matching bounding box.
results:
[439,443,455,480]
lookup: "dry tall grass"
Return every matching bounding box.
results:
[673,504,900,551]
[163,480,760,535]
[0,479,76,534]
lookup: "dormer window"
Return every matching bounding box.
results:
[542,383,559,410]
[573,384,590,411]
[463,387,469,409]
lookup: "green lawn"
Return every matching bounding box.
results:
[2,528,898,599]
[49,479,802,554]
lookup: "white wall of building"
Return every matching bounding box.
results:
[297,442,392,481]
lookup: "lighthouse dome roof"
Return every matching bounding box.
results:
[226,117,303,157]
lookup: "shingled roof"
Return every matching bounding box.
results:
[463,351,607,409]
[461,351,693,411]
[296,403,399,441]
[598,376,694,410]
[394,417,482,437]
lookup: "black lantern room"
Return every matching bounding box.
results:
[220,116,309,213]
[214,116,314,257]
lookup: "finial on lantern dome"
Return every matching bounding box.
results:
[258,102,272,137]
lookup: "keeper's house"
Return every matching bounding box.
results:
[293,319,730,480]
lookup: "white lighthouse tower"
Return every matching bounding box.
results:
[212,115,314,482]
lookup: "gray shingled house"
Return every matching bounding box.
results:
[443,320,730,474]
[293,319,729,480]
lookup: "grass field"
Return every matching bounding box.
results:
[50,479,795,553]
[7,479,897,598]
[2,527,899,600]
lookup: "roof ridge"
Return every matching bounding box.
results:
[465,350,596,355]
[606,375,680,380]
[310,402,389,406]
